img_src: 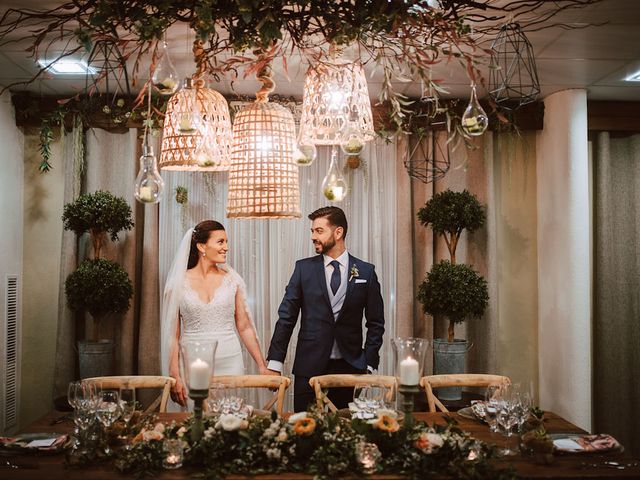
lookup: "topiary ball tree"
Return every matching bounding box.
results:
[417,189,485,264]
[62,190,134,259]
[65,258,134,342]
[417,260,489,342]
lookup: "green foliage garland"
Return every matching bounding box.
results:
[111,410,515,480]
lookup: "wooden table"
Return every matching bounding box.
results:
[2,411,639,479]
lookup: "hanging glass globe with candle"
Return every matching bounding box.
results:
[292,132,317,166]
[134,140,165,204]
[322,146,348,202]
[461,84,488,136]
[176,78,203,134]
[340,123,366,156]
[193,121,222,168]
[151,35,179,96]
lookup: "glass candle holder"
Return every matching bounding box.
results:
[162,439,184,469]
[180,339,218,392]
[391,337,429,386]
[356,441,381,474]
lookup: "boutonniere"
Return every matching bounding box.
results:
[349,264,360,282]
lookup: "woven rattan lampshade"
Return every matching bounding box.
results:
[299,60,374,146]
[159,82,232,171]
[227,98,301,219]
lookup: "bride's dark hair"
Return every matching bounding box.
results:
[188,220,225,269]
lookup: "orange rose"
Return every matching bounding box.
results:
[293,417,316,435]
[375,414,400,433]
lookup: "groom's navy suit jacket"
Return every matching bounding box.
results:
[267,254,385,377]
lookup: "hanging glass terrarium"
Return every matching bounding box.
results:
[322,146,348,202]
[461,85,488,137]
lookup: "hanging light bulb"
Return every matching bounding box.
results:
[322,146,348,202]
[151,36,179,96]
[134,142,165,204]
[176,78,203,134]
[293,133,317,166]
[461,84,489,136]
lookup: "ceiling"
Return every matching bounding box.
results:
[0,0,639,102]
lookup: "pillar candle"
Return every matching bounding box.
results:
[400,357,420,385]
[189,358,210,390]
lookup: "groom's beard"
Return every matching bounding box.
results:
[314,237,335,254]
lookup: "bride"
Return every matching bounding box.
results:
[161,220,273,406]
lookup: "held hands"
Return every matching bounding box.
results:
[260,365,281,376]
[171,375,188,406]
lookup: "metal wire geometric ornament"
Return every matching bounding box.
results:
[85,40,131,98]
[404,128,450,184]
[489,23,540,109]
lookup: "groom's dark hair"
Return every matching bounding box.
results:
[308,206,348,239]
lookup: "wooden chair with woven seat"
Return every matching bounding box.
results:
[210,375,291,416]
[83,375,176,413]
[309,374,397,413]
[420,374,511,413]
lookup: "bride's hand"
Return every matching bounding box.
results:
[171,376,188,406]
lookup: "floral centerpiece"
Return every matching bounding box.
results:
[109,409,515,479]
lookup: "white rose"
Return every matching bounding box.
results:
[176,426,187,438]
[288,412,308,424]
[217,414,244,431]
[426,433,444,449]
[142,429,164,441]
[204,426,215,440]
[276,429,288,442]
[154,423,165,433]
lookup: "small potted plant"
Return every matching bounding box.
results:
[62,190,134,378]
[416,189,488,400]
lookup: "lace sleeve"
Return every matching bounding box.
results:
[227,266,257,332]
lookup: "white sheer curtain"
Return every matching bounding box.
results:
[159,139,397,409]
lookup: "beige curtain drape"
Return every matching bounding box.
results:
[395,131,539,397]
[53,128,160,396]
[593,131,640,456]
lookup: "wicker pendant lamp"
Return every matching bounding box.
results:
[299,49,374,146]
[227,65,301,219]
[159,40,232,171]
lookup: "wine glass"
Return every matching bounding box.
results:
[68,381,81,410]
[207,383,223,415]
[119,388,136,427]
[368,385,385,412]
[484,384,502,434]
[353,384,371,417]
[95,390,121,456]
[496,398,518,456]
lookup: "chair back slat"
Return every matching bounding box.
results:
[419,374,511,413]
[309,374,397,413]
[210,375,291,415]
[84,375,176,413]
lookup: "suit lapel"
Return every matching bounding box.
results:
[315,255,332,308]
[340,255,357,317]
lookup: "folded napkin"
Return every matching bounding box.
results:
[553,434,621,453]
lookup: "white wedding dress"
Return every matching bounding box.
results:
[179,267,245,376]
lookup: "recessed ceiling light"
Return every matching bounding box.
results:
[624,70,640,82]
[37,58,96,75]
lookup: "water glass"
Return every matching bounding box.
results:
[207,383,224,415]
[353,384,371,412]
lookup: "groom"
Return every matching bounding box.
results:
[267,206,385,412]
